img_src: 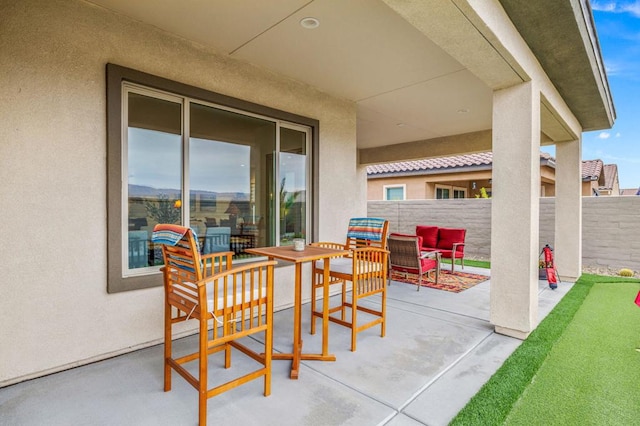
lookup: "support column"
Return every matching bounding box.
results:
[490,82,540,339]
[555,138,582,281]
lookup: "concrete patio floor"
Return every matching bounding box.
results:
[0,266,572,426]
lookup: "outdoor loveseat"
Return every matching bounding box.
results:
[415,226,466,272]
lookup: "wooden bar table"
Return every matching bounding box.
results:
[246,245,349,379]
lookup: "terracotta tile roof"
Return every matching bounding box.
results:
[367,152,552,175]
[367,154,618,187]
[621,188,640,196]
[367,152,493,174]
[601,164,618,190]
[621,188,637,195]
[581,159,603,181]
[539,152,554,160]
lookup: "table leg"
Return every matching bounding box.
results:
[269,256,336,379]
[290,262,302,379]
[322,257,330,356]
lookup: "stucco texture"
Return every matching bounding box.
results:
[0,0,357,384]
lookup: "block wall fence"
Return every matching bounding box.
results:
[368,197,640,271]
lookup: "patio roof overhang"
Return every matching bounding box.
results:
[499,0,615,132]
[85,0,614,164]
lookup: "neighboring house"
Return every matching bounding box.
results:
[1,1,615,386]
[367,153,620,199]
[621,188,640,196]
[367,152,556,199]
[582,160,620,196]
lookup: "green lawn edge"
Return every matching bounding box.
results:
[449,273,640,426]
[442,259,490,269]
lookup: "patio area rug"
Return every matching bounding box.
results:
[390,269,489,293]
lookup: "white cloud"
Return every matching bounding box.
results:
[592,1,618,11]
[622,2,640,17]
[598,132,611,139]
[592,0,640,17]
[604,62,619,75]
[616,132,622,137]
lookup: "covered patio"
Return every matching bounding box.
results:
[0,269,570,425]
[1,0,613,407]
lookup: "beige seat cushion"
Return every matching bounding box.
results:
[204,283,267,318]
[315,257,382,275]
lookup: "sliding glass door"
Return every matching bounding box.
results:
[122,84,311,275]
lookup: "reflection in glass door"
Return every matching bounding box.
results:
[279,126,309,246]
[126,90,182,271]
[189,102,276,257]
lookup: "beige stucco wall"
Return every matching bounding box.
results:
[0,0,358,385]
[368,165,558,200]
[612,178,620,195]
[582,180,597,196]
[540,165,556,196]
[368,172,490,200]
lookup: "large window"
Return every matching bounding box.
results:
[107,64,317,293]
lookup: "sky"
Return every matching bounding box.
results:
[582,1,640,189]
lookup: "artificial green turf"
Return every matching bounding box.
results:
[450,274,640,426]
[504,281,640,425]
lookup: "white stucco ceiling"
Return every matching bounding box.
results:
[86,0,495,149]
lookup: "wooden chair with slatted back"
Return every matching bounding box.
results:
[152,224,276,426]
[310,245,389,351]
[310,218,389,351]
[310,218,389,332]
[388,233,440,291]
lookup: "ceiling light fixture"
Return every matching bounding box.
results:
[300,17,320,29]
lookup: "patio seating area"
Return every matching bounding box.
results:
[0,267,571,426]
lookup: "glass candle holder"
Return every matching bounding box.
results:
[293,238,305,251]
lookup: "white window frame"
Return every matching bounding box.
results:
[383,184,406,201]
[278,122,312,244]
[121,85,185,278]
[435,184,451,199]
[452,186,467,199]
